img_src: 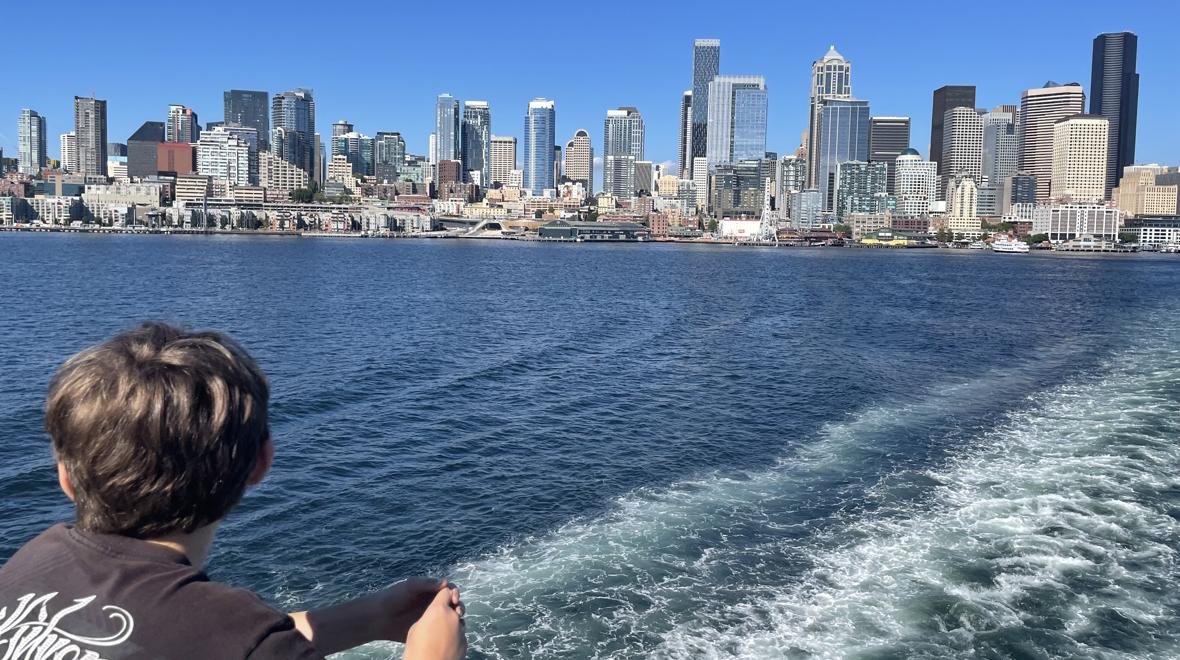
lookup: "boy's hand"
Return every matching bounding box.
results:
[375,578,453,643]
[404,582,466,660]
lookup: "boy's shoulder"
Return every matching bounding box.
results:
[0,524,320,660]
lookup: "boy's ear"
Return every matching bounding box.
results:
[247,437,274,487]
[57,462,76,502]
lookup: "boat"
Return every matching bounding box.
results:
[1052,235,1132,253]
[991,236,1030,253]
[967,241,987,250]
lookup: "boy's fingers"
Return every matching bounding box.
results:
[430,583,456,608]
[450,586,461,605]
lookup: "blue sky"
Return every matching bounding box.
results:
[3,0,1178,170]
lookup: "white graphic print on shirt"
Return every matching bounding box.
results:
[0,592,134,659]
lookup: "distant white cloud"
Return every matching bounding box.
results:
[593,156,603,166]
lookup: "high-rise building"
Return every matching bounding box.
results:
[776,155,807,214]
[461,101,491,186]
[332,131,375,176]
[835,161,889,219]
[374,132,406,183]
[17,109,47,174]
[127,121,165,179]
[1001,173,1037,216]
[982,108,1018,185]
[73,97,108,177]
[224,90,270,151]
[1113,165,1179,217]
[1091,32,1138,199]
[271,89,316,175]
[690,39,720,169]
[523,99,555,195]
[868,116,910,193]
[678,91,692,178]
[196,127,252,186]
[790,189,823,230]
[816,99,871,211]
[107,143,127,158]
[331,120,354,138]
[553,146,563,189]
[603,107,645,198]
[807,46,853,186]
[634,161,654,196]
[564,129,592,194]
[490,135,516,186]
[941,106,983,194]
[435,94,461,170]
[166,105,199,143]
[1051,114,1109,204]
[1019,82,1085,204]
[706,76,767,170]
[711,159,773,218]
[929,85,976,177]
[157,142,194,176]
[946,173,980,235]
[894,148,937,216]
[60,133,77,173]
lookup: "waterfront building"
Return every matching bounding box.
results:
[564,129,592,195]
[690,39,720,172]
[835,161,890,219]
[604,107,645,198]
[374,132,405,184]
[127,121,165,179]
[868,116,909,194]
[17,109,47,175]
[709,160,771,218]
[706,76,767,169]
[1125,216,1180,247]
[807,46,853,186]
[982,108,1018,185]
[946,173,980,236]
[166,105,199,143]
[1050,114,1108,203]
[1019,82,1085,204]
[196,127,252,187]
[461,101,491,186]
[60,133,77,173]
[1091,32,1139,198]
[929,85,976,177]
[894,149,937,217]
[816,98,871,212]
[789,189,823,230]
[522,99,555,195]
[1113,165,1178,217]
[74,96,107,177]
[490,135,516,186]
[81,182,165,208]
[173,174,212,202]
[224,90,270,150]
[941,106,983,197]
[1032,203,1122,241]
[272,89,316,175]
[259,149,308,196]
[678,91,692,178]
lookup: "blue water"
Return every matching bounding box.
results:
[2,233,1178,659]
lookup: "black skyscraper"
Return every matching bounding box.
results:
[929,85,976,175]
[224,90,271,151]
[1091,32,1138,198]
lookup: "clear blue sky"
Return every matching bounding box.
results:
[3,0,1177,170]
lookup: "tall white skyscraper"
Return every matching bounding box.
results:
[196,127,252,186]
[18,109,47,175]
[60,132,77,173]
[490,135,517,186]
[1051,114,1109,203]
[564,129,593,194]
[941,106,983,195]
[806,46,852,186]
[1019,82,1085,204]
[603,107,645,198]
[894,148,938,216]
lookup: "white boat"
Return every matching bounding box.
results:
[991,236,1030,253]
[967,241,987,250]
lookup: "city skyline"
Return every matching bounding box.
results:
[3,1,1177,172]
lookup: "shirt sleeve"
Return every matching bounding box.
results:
[246,616,324,660]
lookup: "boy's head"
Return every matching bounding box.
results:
[45,322,272,539]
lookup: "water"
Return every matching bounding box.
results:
[1,233,1178,659]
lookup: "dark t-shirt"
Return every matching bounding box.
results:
[0,524,322,659]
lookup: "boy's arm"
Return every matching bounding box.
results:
[288,578,464,657]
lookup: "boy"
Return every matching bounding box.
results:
[0,322,466,659]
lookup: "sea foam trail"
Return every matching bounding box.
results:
[343,353,1174,659]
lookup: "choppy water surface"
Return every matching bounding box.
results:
[1,234,1178,659]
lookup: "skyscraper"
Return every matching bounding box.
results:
[224,90,270,150]
[604,107,645,198]
[73,96,107,177]
[166,105,199,143]
[271,89,316,175]
[807,46,853,187]
[941,106,983,192]
[461,101,492,186]
[332,120,354,138]
[816,99,871,211]
[929,85,976,177]
[868,116,910,193]
[435,94,461,169]
[1090,32,1138,199]
[196,127,252,186]
[374,132,405,183]
[332,131,375,176]
[705,76,767,170]
[835,161,889,219]
[1051,114,1109,203]
[490,136,516,186]
[894,148,937,216]
[1019,82,1085,204]
[678,91,692,178]
[564,129,592,193]
[127,121,165,179]
[60,133,77,173]
[690,39,720,171]
[982,108,1018,185]
[17,109,47,174]
[523,99,555,195]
